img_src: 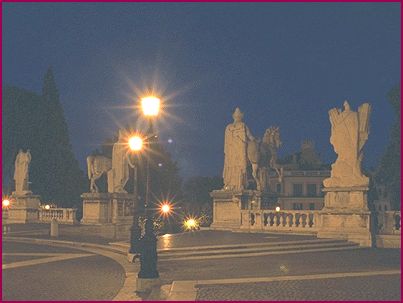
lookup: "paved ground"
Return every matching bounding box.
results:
[2,226,401,301]
[3,223,111,244]
[2,241,125,301]
[158,247,400,282]
[196,275,401,301]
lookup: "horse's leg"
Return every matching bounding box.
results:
[90,178,95,192]
[92,172,102,193]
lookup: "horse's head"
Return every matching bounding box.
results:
[263,126,282,149]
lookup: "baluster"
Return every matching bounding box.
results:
[285,214,291,227]
[301,214,306,228]
[291,214,296,227]
[273,215,278,227]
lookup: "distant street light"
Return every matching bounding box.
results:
[2,199,10,208]
[44,204,51,210]
[160,203,172,216]
[275,206,281,212]
[184,217,199,231]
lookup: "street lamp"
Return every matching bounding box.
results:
[141,96,160,117]
[128,135,144,256]
[183,216,199,231]
[134,95,161,284]
[160,203,172,216]
[2,199,10,208]
[129,136,143,151]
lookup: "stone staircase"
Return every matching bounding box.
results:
[109,238,360,262]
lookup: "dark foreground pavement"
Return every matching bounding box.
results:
[2,227,401,301]
[196,275,401,301]
[2,241,125,301]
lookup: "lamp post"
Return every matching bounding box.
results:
[137,96,161,284]
[128,135,143,255]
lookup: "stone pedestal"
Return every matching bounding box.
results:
[81,193,112,224]
[110,193,136,224]
[210,189,269,230]
[210,190,240,230]
[7,194,41,223]
[317,187,372,247]
[81,192,135,225]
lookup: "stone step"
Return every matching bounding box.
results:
[159,245,361,262]
[156,241,358,258]
[109,238,359,261]
[157,238,349,253]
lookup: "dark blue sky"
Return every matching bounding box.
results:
[3,3,401,178]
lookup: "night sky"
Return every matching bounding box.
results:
[3,3,400,179]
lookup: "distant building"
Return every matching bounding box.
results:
[268,140,330,210]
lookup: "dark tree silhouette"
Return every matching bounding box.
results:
[375,85,401,210]
[2,68,87,209]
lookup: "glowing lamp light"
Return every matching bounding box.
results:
[141,96,160,117]
[44,204,51,210]
[184,217,199,231]
[2,199,10,208]
[275,206,281,212]
[161,203,171,214]
[129,136,143,151]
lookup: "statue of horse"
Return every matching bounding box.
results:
[263,126,283,182]
[87,155,112,193]
[247,126,283,190]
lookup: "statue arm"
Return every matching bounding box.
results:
[127,154,136,168]
[246,126,255,141]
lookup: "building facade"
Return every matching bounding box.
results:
[267,170,330,210]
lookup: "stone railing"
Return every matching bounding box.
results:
[2,209,9,220]
[39,208,78,225]
[241,209,320,233]
[377,211,401,235]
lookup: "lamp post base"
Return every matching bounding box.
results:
[136,277,161,293]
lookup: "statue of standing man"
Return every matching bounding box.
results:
[223,108,255,191]
[14,149,32,195]
[323,101,371,188]
[108,129,130,193]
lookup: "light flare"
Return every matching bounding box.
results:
[128,135,144,151]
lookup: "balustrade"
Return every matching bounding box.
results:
[241,209,319,232]
[39,208,78,224]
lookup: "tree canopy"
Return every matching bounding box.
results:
[2,68,87,208]
[375,85,401,210]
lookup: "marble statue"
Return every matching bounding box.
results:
[223,108,255,191]
[108,129,130,193]
[14,149,32,195]
[323,101,371,188]
[87,155,112,193]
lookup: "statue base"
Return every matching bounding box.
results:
[317,186,372,247]
[7,194,41,223]
[210,189,270,230]
[322,186,369,211]
[81,192,136,225]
